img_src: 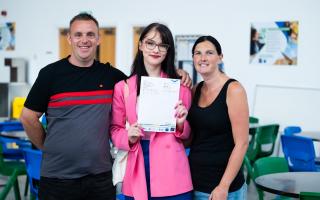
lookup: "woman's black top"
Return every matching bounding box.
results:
[187,79,244,193]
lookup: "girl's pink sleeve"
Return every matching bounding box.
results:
[110,81,138,151]
[174,85,192,139]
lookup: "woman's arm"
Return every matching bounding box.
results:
[110,81,140,151]
[210,81,249,200]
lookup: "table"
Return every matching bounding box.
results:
[255,172,320,198]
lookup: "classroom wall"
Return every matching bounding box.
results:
[1,0,319,130]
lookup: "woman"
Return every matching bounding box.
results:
[110,23,193,200]
[187,36,249,200]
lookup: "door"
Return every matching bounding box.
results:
[133,26,145,57]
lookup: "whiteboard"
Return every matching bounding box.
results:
[253,84,320,131]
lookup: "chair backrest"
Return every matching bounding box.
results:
[300,192,320,200]
[253,157,289,179]
[247,124,279,162]
[0,121,24,132]
[249,116,259,124]
[281,135,316,172]
[0,136,31,160]
[284,126,302,136]
[23,148,42,196]
[253,157,289,200]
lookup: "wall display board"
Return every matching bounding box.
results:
[175,35,202,84]
[253,84,320,130]
[250,21,299,65]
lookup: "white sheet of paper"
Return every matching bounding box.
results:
[138,76,180,132]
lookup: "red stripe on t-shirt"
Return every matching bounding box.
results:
[48,98,112,107]
[50,90,113,101]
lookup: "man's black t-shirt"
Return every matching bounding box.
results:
[25,57,127,178]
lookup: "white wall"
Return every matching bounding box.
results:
[1,0,320,130]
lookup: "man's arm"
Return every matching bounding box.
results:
[20,107,46,150]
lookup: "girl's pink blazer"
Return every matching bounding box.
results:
[110,73,193,200]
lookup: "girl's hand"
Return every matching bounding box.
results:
[127,122,143,144]
[175,100,188,130]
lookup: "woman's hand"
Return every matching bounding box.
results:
[209,185,228,200]
[128,122,143,144]
[176,68,192,88]
[175,100,188,131]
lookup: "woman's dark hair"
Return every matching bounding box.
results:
[191,35,224,72]
[192,35,222,56]
[131,23,179,95]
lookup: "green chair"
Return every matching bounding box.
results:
[249,116,259,123]
[0,141,27,200]
[253,157,290,200]
[249,116,260,136]
[242,155,253,184]
[247,124,280,164]
[300,192,320,200]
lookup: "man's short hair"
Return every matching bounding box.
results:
[69,13,99,31]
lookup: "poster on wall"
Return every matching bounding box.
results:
[175,35,202,84]
[0,22,15,51]
[249,21,298,65]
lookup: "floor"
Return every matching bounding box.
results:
[0,175,297,200]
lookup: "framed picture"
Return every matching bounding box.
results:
[175,35,202,84]
[250,21,298,65]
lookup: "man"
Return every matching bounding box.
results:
[20,13,191,200]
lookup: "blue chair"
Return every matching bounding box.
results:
[117,193,125,200]
[23,148,42,200]
[40,114,47,130]
[0,121,24,132]
[0,136,32,160]
[284,126,301,136]
[185,148,190,156]
[281,135,319,172]
[0,122,32,197]
[0,140,27,200]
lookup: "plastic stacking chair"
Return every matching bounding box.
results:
[253,157,289,200]
[284,126,302,136]
[185,148,190,156]
[249,116,259,136]
[242,155,253,184]
[281,135,319,172]
[0,136,32,160]
[116,193,125,200]
[0,141,27,200]
[0,121,24,132]
[23,148,42,200]
[40,114,47,130]
[246,124,280,164]
[249,116,259,124]
[300,192,320,200]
